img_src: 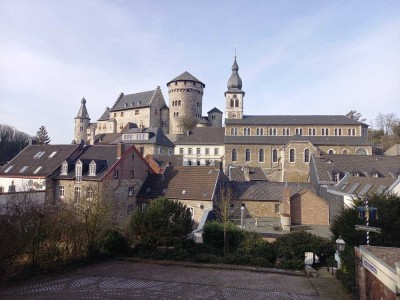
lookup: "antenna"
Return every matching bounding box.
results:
[234,45,237,58]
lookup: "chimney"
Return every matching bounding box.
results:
[243,165,250,181]
[29,138,33,145]
[90,127,96,145]
[117,142,123,159]
[280,187,292,216]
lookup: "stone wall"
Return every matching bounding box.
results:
[290,190,329,225]
[168,81,204,135]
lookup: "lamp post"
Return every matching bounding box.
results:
[240,204,245,229]
[335,236,346,271]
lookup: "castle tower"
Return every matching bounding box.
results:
[74,97,90,144]
[225,56,245,119]
[167,71,205,135]
[207,107,223,127]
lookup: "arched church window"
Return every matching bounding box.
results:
[232,149,237,162]
[235,99,239,107]
[245,149,251,162]
[230,99,234,107]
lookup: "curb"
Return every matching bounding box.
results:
[113,257,306,277]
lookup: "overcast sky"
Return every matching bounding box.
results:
[1,0,399,144]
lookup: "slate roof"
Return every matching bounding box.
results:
[224,135,372,146]
[112,128,174,147]
[311,153,400,183]
[75,98,90,119]
[149,155,184,168]
[229,167,268,181]
[362,246,400,270]
[225,115,367,126]
[0,144,81,178]
[137,166,223,200]
[230,181,315,201]
[94,133,122,145]
[166,71,205,87]
[56,145,123,180]
[97,107,110,121]
[110,90,156,111]
[329,176,397,196]
[176,127,225,145]
[207,107,223,114]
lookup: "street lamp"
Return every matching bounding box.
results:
[336,236,346,252]
[240,204,245,229]
[335,236,346,271]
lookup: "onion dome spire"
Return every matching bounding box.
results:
[226,54,244,94]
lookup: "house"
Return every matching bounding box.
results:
[55,143,153,224]
[136,166,228,228]
[227,165,268,182]
[174,127,225,166]
[355,245,400,300]
[0,143,82,201]
[385,144,400,156]
[145,154,184,174]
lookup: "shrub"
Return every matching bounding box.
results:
[203,221,244,253]
[93,230,129,258]
[193,253,218,263]
[277,259,304,270]
[236,232,276,263]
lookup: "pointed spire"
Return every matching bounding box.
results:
[227,55,243,91]
[75,97,90,119]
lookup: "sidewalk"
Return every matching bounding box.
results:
[308,268,353,299]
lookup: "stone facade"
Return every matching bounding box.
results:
[168,80,204,135]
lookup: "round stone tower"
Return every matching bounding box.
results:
[74,97,90,144]
[167,71,205,135]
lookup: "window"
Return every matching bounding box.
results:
[275,204,280,214]
[269,128,277,136]
[295,128,303,135]
[127,204,134,214]
[75,162,82,183]
[130,170,134,178]
[48,151,57,158]
[258,149,264,163]
[80,126,83,132]
[33,166,42,174]
[230,127,238,135]
[348,128,356,136]
[113,170,119,179]
[256,128,264,136]
[283,128,290,136]
[308,128,316,136]
[135,110,139,115]
[89,161,96,176]
[168,148,173,155]
[59,186,65,197]
[87,187,93,199]
[205,148,210,155]
[128,187,134,196]
[141,202,148,212]
[188,148,192,155]
[196,148,201,155]
[343,149,348,155]
[243,128,251,135]
[19,166,28,173]
[232,149,237,162]
[114,113,117,117]
[335,128,342,136]
[188,160,192,166]
[179,148,184,155]
[34,151,45,159]
[230,99,234,107]
[304,149,310,163]
[74,187,81,201]
[289,149,295,163]
[178,100,181,106]
[121,112,124,116]
[245,149,251,162]
[61,162,68,175]
[214,148,219,155]
[328,149,334,155]
[272,149,278,163]
[158,147,162,154]
[196,160,201,166]
[4,166,13,173]
[322,128,329,136]
[154,108,157,115]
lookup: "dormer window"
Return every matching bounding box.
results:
[19,166,28,173]
[61,162,68,175]
[113,170,119,179]
[34,151,45,159]
[89,161,96,176]
[4,166,13,173]
[75,161,82,183]
[49,151,57,158]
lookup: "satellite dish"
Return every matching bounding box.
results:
[33,182,39,189]
[28,180,33,187]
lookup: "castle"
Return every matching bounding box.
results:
[74,56,372,182]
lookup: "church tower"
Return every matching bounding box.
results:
[225,56,245,119]
[74,97,90,144]
[167,72,205,135]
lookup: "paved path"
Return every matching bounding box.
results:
[0,260,351,299]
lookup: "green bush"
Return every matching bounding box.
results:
[193,253,219,263]
[236,232,276,263]
[203,221,244,252]
[277,259,304,270]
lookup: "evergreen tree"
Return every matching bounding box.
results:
[0,124,31,165]
[35,126,51,145]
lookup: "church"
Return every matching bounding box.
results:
[73,56,372,182]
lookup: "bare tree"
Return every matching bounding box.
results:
[178,115,198,134]
[215,186,236,255]
[375,112,399,134]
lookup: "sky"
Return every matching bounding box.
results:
[1,0,399,144]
